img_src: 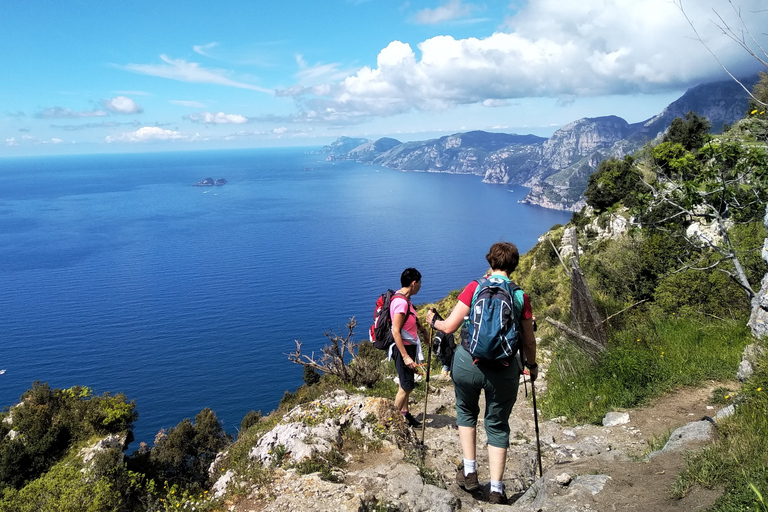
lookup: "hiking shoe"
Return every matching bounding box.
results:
[404,412,421,428]
[456,468,479,491]
[488,491,508,504]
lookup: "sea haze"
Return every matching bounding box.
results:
[0,148,570,445]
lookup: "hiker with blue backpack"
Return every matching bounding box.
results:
[426,242,537,505]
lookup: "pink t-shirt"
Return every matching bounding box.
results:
[390,295,419,345]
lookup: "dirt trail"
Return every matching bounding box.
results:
[418,377,737,511]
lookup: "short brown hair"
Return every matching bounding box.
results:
[485,242,519,274]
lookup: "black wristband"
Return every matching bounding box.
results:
[525,362,538,370]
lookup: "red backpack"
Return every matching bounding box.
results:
[369,290,411,350]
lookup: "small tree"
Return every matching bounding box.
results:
[663,111,712,151]
[287,318,382,387]
[638,124,768,300]
[584,156,642,211]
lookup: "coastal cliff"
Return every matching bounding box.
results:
[323,77,756,211]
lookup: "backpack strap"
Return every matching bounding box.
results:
[392,292,413,322]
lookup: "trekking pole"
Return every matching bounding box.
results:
[530,375,543,478]
[421,309,438,444]
[518,354,542,477]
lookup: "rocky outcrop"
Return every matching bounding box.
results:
[193,177,227,186]
[749,204,768,339]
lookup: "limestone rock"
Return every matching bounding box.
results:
[515,472,611,511]
[655,421,714,455]
[715,405,735,421]
[602,412,630,427]
[212,470,236,499]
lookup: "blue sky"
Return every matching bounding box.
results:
[2,0,766,156]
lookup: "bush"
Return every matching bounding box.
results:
[303,366,322,386]
[239,410,262,435]
[148,408,231,489]
[0,382,136,492]
[584,156,642,211]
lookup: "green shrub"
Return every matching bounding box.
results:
[584,156,642,211]
[148,408,231,489]
[239,410,263,436]
[0,382,136,492]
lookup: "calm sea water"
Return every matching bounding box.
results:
[0,148,570,445]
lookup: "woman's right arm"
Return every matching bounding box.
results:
[429,300,470,335]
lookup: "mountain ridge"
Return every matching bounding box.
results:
[322,76,757,210]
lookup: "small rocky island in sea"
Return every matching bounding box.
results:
[193,177,227,186]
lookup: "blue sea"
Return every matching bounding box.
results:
[0,148,570,445]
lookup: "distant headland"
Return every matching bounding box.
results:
[193,177,227,186]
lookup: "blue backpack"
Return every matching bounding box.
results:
[460,276,521,363]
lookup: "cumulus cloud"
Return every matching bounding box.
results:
[106,126,186,143]
[285,0,766,122]
[120,55,273,93]
[34,107,108,119]
[414,0,475,24]
[184,112,249,124]
[102,96,143,114]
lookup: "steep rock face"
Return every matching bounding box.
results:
[534,116,633,181]
[374,131,546,175]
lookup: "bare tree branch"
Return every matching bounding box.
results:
[675,0,768,107]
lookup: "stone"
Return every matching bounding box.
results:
[715,405,735,421]
[212,470,236,499]
[661,421,714,453]
[556,472,572,485]
[737,360,754,382]
[79,433,127,466]
[602,411,630,426]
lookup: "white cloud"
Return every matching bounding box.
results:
[34,107,109,119]
[287,0,766,121]
[414,0,474,24]
[106,126,186,143]
[185,112,249,124]
[5,135,66,146]
[102,96,143,114]
[121,55,273,93]
[193,42,218,56]
[171,100,207,108]
[482,99,509,107]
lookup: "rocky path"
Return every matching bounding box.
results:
[419,375,732,511]
[225,372,736,512]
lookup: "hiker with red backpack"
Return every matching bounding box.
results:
[390,268,428,428]
[426,242,537,505]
